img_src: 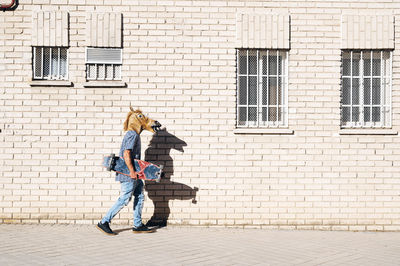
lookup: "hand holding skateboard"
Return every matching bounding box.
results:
[131,172,145,180]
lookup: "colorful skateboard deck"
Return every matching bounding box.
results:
[103,154,163,182]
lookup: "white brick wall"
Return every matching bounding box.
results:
[1,0,400,231]
[341,14,395,49]
[32,11,69,46]
[236,13,290,49]
[86,12,122,47]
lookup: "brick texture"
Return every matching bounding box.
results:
[32,11,69,46]
[1,0,400,231]
[236,13,290,49]
[341,14,394,49]
[86,12,122,48]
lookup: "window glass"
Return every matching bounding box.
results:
[237,49,288,128]
[341,50,391,128]
[33,47,68,80]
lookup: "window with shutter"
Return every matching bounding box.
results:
[85,48,122,81]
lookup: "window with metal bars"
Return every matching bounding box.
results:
[33,47,68,80]
[86,48,122,81]
[237,49,289,128]
[341,50,392,128]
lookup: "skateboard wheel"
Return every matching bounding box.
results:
[159,164,164,170]
[155,177,161,183]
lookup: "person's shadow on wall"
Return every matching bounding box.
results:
[144,129,198,227]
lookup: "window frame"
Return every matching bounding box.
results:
[340,50,392,129]
[85,47,122,81]
[236,49,289,128]
[32,46,69,81]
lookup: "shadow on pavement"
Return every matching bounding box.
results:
[113,227,133,234]
[113,227,158,234]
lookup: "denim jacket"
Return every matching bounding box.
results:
[115,131,141,182]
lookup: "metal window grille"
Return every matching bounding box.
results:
[237,49,289,127]
[85,48,122,81]
[341,50,392,128]
[33,47,68,80]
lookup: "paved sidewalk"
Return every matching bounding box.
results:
[1,224,400,266]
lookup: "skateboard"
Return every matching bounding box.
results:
[103,153,163,182]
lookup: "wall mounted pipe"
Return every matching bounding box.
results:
[1,0,16,11]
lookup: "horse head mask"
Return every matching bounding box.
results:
[123,107,161,134]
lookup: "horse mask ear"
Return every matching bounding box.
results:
[123,111,132,131]
[124,106,135,131]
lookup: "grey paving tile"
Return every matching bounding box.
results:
[1,225,400,265]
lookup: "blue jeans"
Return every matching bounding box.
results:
[101,180,144,227]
